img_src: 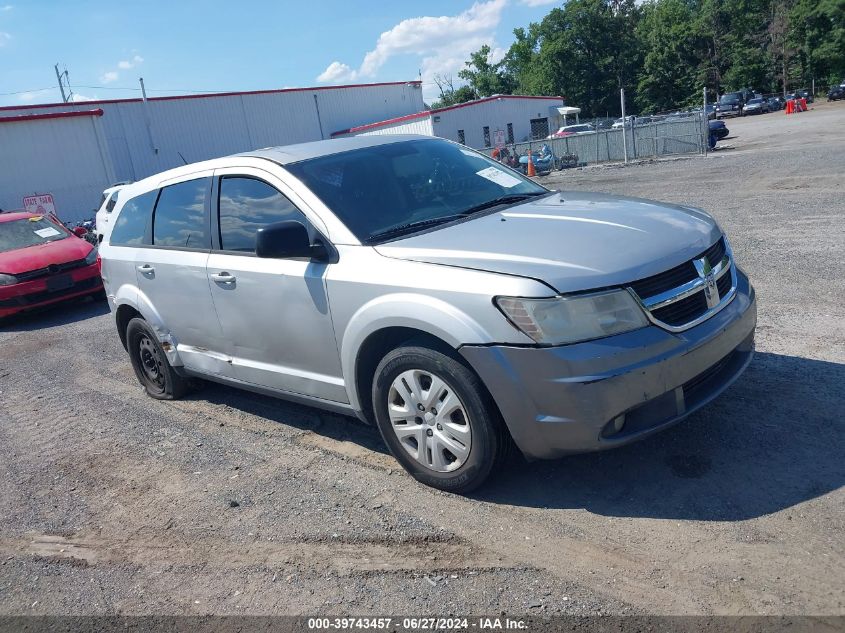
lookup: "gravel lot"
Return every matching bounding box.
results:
[1,101,843,618]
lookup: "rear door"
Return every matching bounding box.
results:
[134,172,232,377]
[206,167,345,402]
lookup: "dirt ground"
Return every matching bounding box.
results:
[0,101,843,618]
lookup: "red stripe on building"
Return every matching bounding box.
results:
[0,109,104,124]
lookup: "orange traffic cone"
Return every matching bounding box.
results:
[526,150,536,177]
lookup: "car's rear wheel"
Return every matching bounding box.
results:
[372,345,509,493]
[126,317,188,400]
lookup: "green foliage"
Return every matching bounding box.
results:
[452,0,843,118]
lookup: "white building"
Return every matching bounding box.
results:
[0,81,424,221]
[331,94,566,149]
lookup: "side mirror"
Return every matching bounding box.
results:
[255,221,328,260]
[73,226,88,238]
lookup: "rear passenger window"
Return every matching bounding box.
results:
[218,177,306,252]
[153,179,209,248]
[110,190,156,246]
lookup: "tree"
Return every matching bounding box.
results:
[430,74,478,109]
[458,45,515,97]
[636,0,700,112]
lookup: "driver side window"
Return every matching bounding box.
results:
[218,177,307,252]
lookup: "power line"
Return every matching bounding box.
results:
[0,86,56,96]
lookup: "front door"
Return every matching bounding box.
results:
[206,170,345,403]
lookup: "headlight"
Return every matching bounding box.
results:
[496,289,649,345]
[0,273,19,286]
[84,248,98,265]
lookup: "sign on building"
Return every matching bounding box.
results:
[22,194,56,217]
[493,129,506,148]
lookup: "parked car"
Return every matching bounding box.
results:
[548,123,595,138]
[768,96,784,111]
[95,182,131,244]
[709,119,729,140]
[99,135,757,492]
[827,86,845,101]
[0,212,103,320]
[743,97,770,115]
[716,92,744,118]
[796,89,814,104]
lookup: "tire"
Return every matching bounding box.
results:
[372,345,510,493]
[126,317,189,400]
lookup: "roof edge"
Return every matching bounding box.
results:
[0,109,104,124]
[0,80,423,113]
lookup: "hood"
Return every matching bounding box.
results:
[374,191,721,294]
[0,236,93,276]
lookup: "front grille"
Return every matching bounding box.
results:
[0,276,100,308]
[14,258,88,282]
[627,237,731,329]
[651,291,708,326]
[716,271,732,297]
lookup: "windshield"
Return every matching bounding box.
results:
[0,216,70,253]
[286,139,547,243]
[748,98,763,104]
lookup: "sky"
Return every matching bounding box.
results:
[0,0,561,108]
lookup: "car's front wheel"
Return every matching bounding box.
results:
[126,317,189,400]
[372,345,510,493]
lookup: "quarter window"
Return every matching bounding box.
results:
[106,191,119,213]
[218,177,306,252]
[110,190,156,246]
[153,179,209,248]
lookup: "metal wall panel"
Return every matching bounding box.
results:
[432,98,564,149]
[334,116,435,137]
[0,83,426,219]
[0,115,114,222]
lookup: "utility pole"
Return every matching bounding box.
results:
[139,77,158,154]
[703,87,708,158]
[620,88,628,164]
[54,64,72,103]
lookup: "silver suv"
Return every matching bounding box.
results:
[100,135,756,492]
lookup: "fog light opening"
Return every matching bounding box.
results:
[602,414,627,438]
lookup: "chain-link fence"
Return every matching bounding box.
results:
[480,112,708,172]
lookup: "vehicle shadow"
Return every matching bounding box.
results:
[0,296,110,332]
[196,384,390,458]
[476,352,844,521]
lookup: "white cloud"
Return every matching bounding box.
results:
[117,54,143,70]
[519,0,558,6]
[18,91,35,102]
[0,5,13,11]
[0,31,10,46]
[100,70,119,84]
[317,61,357,83]
[316,0,507,101]
[70,93,96,102]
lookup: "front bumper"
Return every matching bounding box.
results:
[0,263,103,318]
[460,270,757,460]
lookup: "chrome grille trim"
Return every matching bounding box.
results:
[626,239,738,333]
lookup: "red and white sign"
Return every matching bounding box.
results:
[22,194,56,217]
[493,129,506,148]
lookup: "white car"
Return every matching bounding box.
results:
[95,183,130,243]
[548,124,595,138]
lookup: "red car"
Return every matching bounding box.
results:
[0,212,103,319]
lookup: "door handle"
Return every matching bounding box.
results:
[210,272,236,284]
[137,264,155,275]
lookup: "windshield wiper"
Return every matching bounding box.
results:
[367,214,470,243]
[367,192,547,243]
[459,192,547,217]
